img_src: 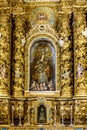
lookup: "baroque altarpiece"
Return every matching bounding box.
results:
[0,0,87,129]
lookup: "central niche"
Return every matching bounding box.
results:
[30,39,55,91]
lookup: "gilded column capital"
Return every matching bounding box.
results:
[73,6,86,14]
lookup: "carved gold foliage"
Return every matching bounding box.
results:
[58,13,73,97]
[60,100,73,123]
[0,14,11,95]
[12,14,25,97]
[74,8,87,96]
[74,100,87,124]
[0,99,9,124]
[11,101,24,119]
[62,0,73,7]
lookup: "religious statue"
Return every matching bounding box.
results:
[38,107,46,123]
[15,68,21,78]
[77,63,83,77]
[21,36,26,46]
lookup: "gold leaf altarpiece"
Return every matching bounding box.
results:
[0,0,87,129]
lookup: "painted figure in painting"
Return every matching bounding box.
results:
[34,54,49,84]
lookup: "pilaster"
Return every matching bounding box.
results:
[73,7,87,97]
[0,9,11,97]
[12,13,25,97]
[58,12,73,97]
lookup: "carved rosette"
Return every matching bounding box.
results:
[58,13,73,97]
[12,14,25,97]
[0,13,11,96]
[74,8,87,96]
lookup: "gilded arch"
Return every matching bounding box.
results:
[25,24,60,93]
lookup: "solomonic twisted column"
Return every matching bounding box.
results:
[12,14,25,97]
[58,12,73,97]
[74,8,87,96]
[0,13,11,97]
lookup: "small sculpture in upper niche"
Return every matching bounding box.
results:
[0,65,7,78]
[37,13,47,21]
[77,63,83,77]
[82,27,87,37]
[61,70,70,79]
[21,36,26,46]
[59,37,64,47]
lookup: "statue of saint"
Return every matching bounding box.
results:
[77,63,83,77]
[39,107,46,123]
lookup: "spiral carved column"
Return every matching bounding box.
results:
[0,13,11,97]
[74,8,87,96]
[58,12,73,97]
[12,14,25,97]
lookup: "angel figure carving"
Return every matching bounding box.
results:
[21,36,26,46]
[82,27,87,37]
[59,37,64,47]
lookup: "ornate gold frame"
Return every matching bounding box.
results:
[25,24,60,96]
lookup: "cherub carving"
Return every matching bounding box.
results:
[59,37,64,47]
[21,36,26,46]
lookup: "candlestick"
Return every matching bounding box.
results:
[54,105,57,126]
[70,105,73,127]
[27,105,30,126]
[11,105,14,126]
[61,107,65,127]
[61,113,65,127]
[18,105,22,126]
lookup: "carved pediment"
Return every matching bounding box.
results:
[27,24,58,40]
